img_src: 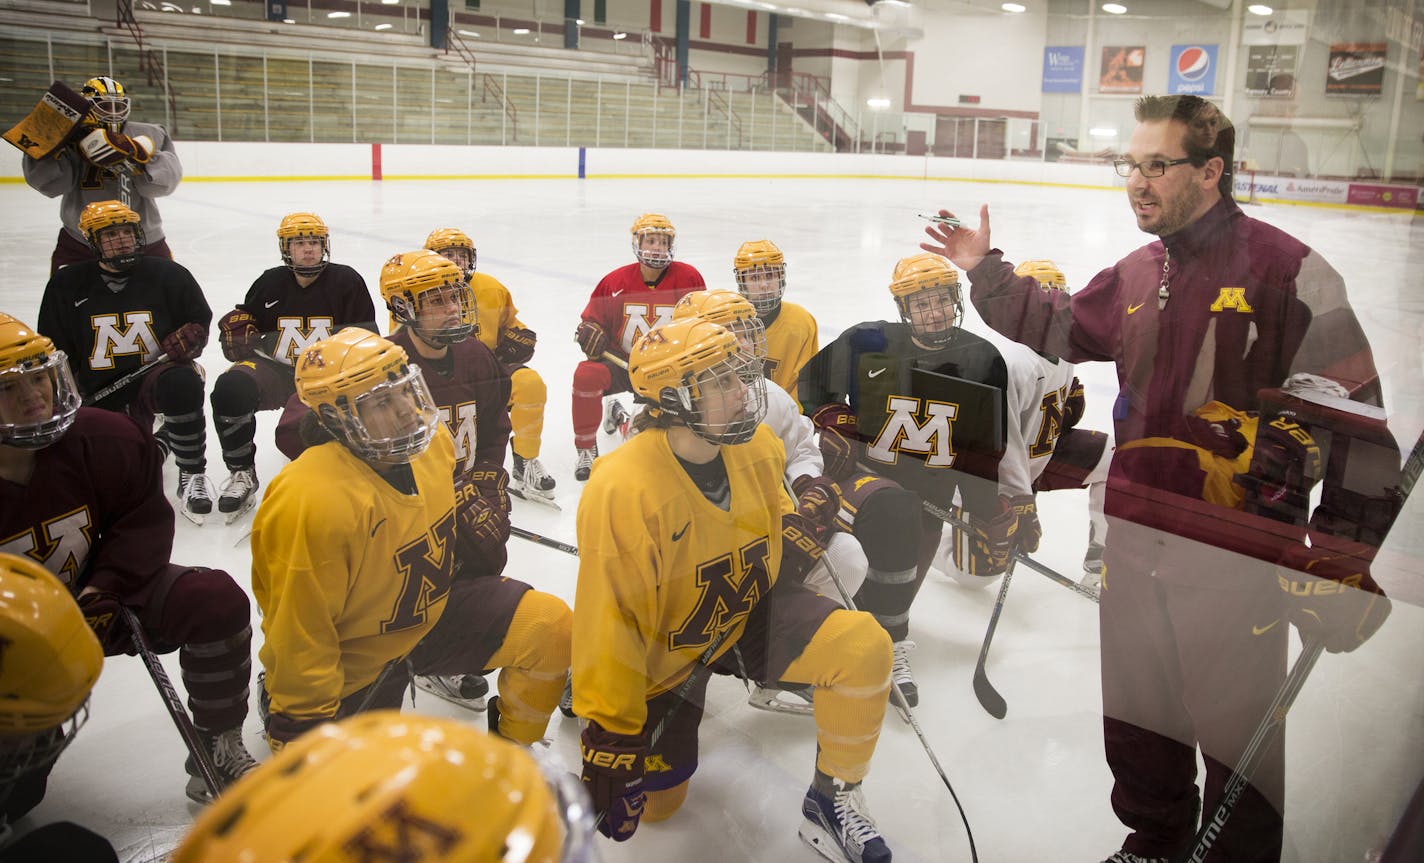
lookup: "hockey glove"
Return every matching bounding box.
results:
[454,471,510,576]
[1277,543,1391,654]
[218,308,260,361]
[78,127,153,170]
[791,475,841,531]
[161,322,207,361]
[1180,413,1249,460]
[265,711,329,753]
[1237,414,1322,523]
[77,591,135,656]
[580,721,647,842]
[1062,377,1086,430]
[968,497,1018,576]
[810,403,859,481]
[779,511,828,585]
[575,319,609,361]
[495,325,538,366]
[1007,494,1041,554]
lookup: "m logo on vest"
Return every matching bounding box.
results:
[1209,287,1254,313]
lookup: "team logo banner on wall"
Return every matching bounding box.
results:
[1100,46,1145,94]
[1244,45,1299,97]
[1327,43,1387,96]
[1042,46,1084,94]
[1168,45,1217,95]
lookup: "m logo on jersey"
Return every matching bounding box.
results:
[668,537,771,652]
[1208,287,1254,313]
[1029,385,1068,458]
[618,303,676,353]
[1,507,94,587]
[382,510,456,634]
[341,800,462,861]
[274,316,336,363]
[867,396,958,468]
[439,401,479,473]
[88,312,160,370]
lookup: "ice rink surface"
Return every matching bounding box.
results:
[3,170,1422,862]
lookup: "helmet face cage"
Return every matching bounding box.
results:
[631,227,675,269]
[91,222,145,271]
[397,281,478,346]
[670,351,767,446]
[0,700,89,787]
[0,349,81,449]
[319,365,441,465]
[82,77,129,131]
[432,244,476,277]
[532,741,600,862]
[734,262,787,315]
[896,283,964,347]
[671,292,768,363]
[277,215,330,278]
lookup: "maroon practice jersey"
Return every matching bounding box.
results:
[0,408,173,599]
[389,328,512,475]
[238,263,376,363]
[580,261,705,359]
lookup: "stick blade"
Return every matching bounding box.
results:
[972,667,1008,719]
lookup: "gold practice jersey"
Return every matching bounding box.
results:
[469,271,526,352]
[763,300,818,396]
[572,425,792,736]
[252,428,459,722]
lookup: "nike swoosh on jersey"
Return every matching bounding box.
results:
[867,368,887,378]
[74,297,89,307]
[1251,620,1279,636]
[265,299,280,308]
[672,522,690,541]
[610,289,625,297]
[1126,302,1146,315]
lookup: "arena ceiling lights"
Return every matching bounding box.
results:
[702,0,892,30]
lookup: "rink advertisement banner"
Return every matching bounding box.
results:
[1327,43,1387,96]
[1346,183,1419,209]
[1168,45,1217,95]
[1042,46,1084,93]
[1233,176,1350,204]
[1244,45,1299,97]
[1099,46,1145,94]
[1242,9,1309,46]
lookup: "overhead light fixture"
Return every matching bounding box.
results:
[381,0,399,4]
[867,97,890,109]
[576,18,585,24]
[1089,127,1117,137]
[282,17,294,23]
[825,12,849,21]
[458,29,480,37]
[1101,3,1126,13]
[209,0,231,6]
[1001,2,1025,11]
[327,10,350,18]
[612,31,627,39]
[1247,4,1272,14]
[876,0,912,7]
[374,23,393,30]
[512,27,530,34]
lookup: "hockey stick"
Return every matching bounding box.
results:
[81,355,166,406]
[814,535,980,863]
[600,351,628,370]
[1172,637,1324,863]
[118,605,222,800]
[971,560,1016,720]
[510,525,578,557]
[921,498,1100,604]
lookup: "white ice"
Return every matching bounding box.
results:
[3,172,1421,863]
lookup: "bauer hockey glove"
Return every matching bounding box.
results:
[1007,494,1041,554]
[218,308,260,361]
[495,325,538,366]
[810,403,859,481]
[575,319,609,361]
[1062,377,1086,430]
[265,711,329,753]
[454,471,511,576]
[791,475,841,531]
[161,322,207,361]
[967,498,1018,575]
[780,511,828,584]
[78,127,153,170]
[77,591,135,656]
[1277,543,1391,653]
[580,721,648,841]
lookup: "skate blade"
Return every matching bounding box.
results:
[412,678,487,712]
[180,507,207,526]
[798,820,849,863]
[510,486,562,510]
[747,691,814,717]
[222,495,259,525]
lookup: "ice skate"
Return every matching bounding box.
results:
[185,726,259,804]
[218,466,258,524]
[177,471,215,525]
[511,453,560,509]
[558,671,575,718]
[748,682,815,716]
[603,398,631,440]
[1080,542,1104,599]
[799,770,892,863]
[890,639,918,720]
[413,673,489,711]
[574,444,598,482]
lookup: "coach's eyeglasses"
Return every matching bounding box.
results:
[1112,157,1194,178]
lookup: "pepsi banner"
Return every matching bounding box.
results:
[1168,45,1217,95]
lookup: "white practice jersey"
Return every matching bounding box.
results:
[762,378,822,487]
[984,333,1078,498]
